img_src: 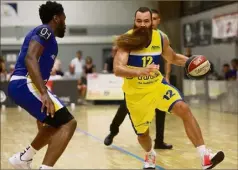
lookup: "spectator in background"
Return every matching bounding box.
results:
[77,56,96,104]
[0,56,7,82]
[221,63,230,80]
[227,58,238,80]
[6,64,15,81]
[70,50,85,77]
[52,58,64,76]
[64,65,78,79]
[103,46,117,73]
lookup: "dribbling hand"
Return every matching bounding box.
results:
[139,63,160,76]
[41,93,55,118]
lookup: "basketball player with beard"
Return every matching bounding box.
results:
[104,9,173,150]
[7,1,77,169]
[113,7,224,169]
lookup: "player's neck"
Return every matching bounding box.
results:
[46,22,57,35]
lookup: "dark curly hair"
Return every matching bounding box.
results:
[39,1,64,24]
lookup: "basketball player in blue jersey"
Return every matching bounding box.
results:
[114,7,224,169]
[8,1,77,169]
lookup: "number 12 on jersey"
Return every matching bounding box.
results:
[142,56,153,67]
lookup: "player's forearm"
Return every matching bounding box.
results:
[165,62,171,78]
[25,56,47,95]
[114,65,140,77]
[171,54,189,67]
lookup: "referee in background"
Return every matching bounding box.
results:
[104,9,173,149]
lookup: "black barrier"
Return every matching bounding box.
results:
[0,80,79,108]
[0,81,17,107]
[51,80,79,106]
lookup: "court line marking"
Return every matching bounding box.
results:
[76,128,164,170]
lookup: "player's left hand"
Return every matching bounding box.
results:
[41,93,55,118]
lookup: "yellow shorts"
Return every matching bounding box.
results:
[125,79,184,135]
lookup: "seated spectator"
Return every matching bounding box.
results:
[49,69,63,81]
[52,58,64,76]
[64,64,81,79]
[77,56,96,104]
[6,64,15,81]
[221,63,230,80]
[226,58,238,80]
[0,57,7,82]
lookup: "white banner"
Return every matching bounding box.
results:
[212,12,238,39]
[86,74,124,100]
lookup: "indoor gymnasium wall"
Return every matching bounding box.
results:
[1,1,158,27]
[180,3,238,73]
[1,1,158,72]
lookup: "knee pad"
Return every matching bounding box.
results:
[43,107,74,128]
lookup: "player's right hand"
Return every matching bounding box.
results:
[41,93,55,118]
[139,63,160,76]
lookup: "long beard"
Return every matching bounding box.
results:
[133,24,153,36]
[133,24,153,47]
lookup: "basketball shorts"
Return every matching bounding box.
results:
[8,76,74,128]
[125,78,184,135]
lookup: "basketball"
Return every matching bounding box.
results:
[185,55,211,79]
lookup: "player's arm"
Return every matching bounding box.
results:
[165,61,171,82]
[25,27,55,116]
[113,49,159,77]
[25,40,47,95]
[161,35,188,67]
[113,49,140,77]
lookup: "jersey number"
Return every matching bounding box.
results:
[142,56,153,67]
[163,90,175,100]
[39,28,52,40]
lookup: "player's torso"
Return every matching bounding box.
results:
[13,25,58,82]
[123,30,164,94]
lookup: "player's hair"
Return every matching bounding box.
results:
[151,9,159,15]
[39,1,64,24]
[134,7,152,18]
[116,27,151,51]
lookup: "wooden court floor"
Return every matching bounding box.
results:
[1,105,237,169]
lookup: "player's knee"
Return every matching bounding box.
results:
[68,118,77,131]
[174,101,192,120]
[137,129,149,138]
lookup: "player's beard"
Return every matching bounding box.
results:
[115,24,153,51]
[56,23,66,38]
[133,24,153,46]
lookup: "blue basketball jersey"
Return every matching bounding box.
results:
[8,24,64,122]
[12,24,58,82]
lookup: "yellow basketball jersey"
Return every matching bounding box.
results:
[122,29,164,94]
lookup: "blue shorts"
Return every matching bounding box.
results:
[8,76,65,122]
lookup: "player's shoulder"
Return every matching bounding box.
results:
[157,29,168,39]
[33,24,54,41]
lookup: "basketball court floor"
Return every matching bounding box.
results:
[1,105,237,169]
